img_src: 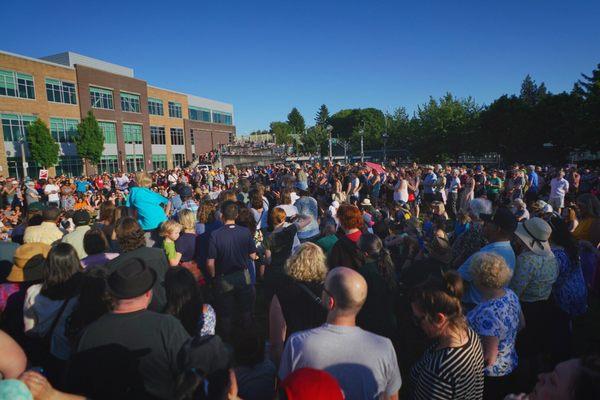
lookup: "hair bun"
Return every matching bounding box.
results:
[443,271,464,300]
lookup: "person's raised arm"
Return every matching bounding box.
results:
[269,294,287,366]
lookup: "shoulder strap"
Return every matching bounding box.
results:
[295,281,322,306]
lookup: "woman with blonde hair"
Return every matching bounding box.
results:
[269,242,327,365]
[125,171,168,247]
[467,253,524,400]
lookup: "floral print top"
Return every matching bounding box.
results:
[467,289,521,376]
[552,247,587,316]
[509,251,559,302]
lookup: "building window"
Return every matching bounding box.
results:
[0,69,35,99]
[120,92,140,113]
[173,153,186,168]
[55,156,83,177]
[212,111,232,125]
[170,128,184,145]
[98,121,117,144]
[148,98,164,115]
[99,155,119,174]
[1,114,36,142]
[152,154,167,170]
[90,86,114,109]
[190,130,195,145]
[150,126,166,145]
[45,79,77,104]
[189,106,211,122]
[123,123,142,144]
[50,118,79,143]
[7,156,41,180]
[126,155,144,172]
[168,101,182,118]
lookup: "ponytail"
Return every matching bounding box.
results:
[409,270,465,331]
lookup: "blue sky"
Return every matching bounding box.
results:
[3,0,599,135]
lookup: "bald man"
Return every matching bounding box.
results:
[278,267,401,400]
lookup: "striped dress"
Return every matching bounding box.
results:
[410,326,484,400]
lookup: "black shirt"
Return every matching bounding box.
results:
[264,224,297,273]
[68,309,189,400]
[207,224,256,276]
[275,275,326,339]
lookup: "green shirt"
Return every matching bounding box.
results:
[487,177,502,194]
[163,240,177,261]
[316,234,338,255]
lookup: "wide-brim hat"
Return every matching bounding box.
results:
[360,198,372,207]
[514,217,553,257]
[7,242,51,283]
[107,257,157,299]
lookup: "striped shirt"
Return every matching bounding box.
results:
[409,326,484,400]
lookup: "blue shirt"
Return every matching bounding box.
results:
[467,289,521,377]
[125,187,168,231]
[458,241,516,304]
[527,172,539,192]
[76,180,89,193]
[423,173,437,194]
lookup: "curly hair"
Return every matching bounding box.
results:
[284,242,327,283]
[470,252,512,289]
[337,204,363,231]
[115,217,146,252]
[197,201,217,224]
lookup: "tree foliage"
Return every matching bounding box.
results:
[269,121,293,145]
[75,111,105,165]
[255,63,600,163]
[27,118,59,168]
[315,104,330,126]
[287,108,305,134]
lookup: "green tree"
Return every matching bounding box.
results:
[287,108,305,134]
[27,118,59,168]
[412,93,481,161]
[520,74,547,106]
[328,108,386,151]
[75,111,105,169]
[301,125,328,153]
[574,63,600,150]
[315,104,330,126]
[269,121,293,144]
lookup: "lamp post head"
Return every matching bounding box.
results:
[326,125,333,132]
[359,129,364,135]
[382,132,389,140]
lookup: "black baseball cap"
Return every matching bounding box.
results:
[481,207,517,234]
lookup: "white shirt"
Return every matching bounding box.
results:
[23,284,78,360]
[279,324,402,400]
[44,184,60,203]
[393,179,409,202]
[550,177,569,198]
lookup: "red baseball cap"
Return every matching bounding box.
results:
[280,368,345,400]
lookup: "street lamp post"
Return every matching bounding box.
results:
[360,129,365,163]
[326,125,333,163]
[382,132,389,163]
[20,133,27,179]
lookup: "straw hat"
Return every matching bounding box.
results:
[7,243,51,283]
[514,217,553,257]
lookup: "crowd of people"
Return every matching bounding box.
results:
[0,160,599,400]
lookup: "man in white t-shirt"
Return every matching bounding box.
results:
[279,267,402,400]
[549,170,570,214]
[44,178,60,206]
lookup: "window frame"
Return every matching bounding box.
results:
[120,91,141,113]
[90,86,114,110]
[170,127,184,145]
[168,101,182,118]
[45,77,77,105]
[0,69,35,100]
[150,126,166,145]
[123,123,143,145]
[148,97,164,116]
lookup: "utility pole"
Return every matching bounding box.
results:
[20,130,27,179]
[360,128,365,163]
[326,125,333,163]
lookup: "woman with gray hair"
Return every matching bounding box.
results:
[451,198,492,268]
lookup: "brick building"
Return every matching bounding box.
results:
[0,50,235,178]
